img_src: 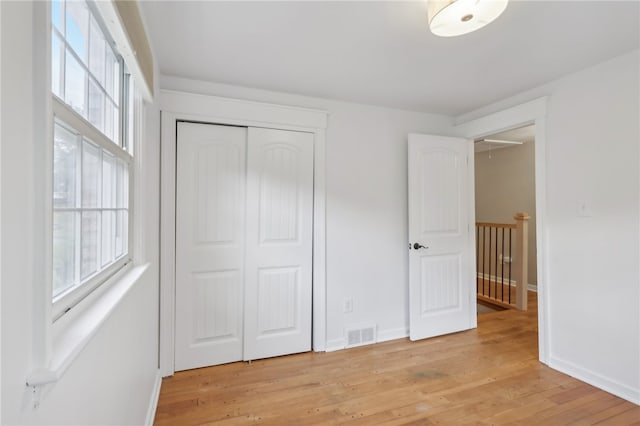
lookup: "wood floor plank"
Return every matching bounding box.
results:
[154,292,640,425]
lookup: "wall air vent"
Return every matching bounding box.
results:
[345,324,377,348]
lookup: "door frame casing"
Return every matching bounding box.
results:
[454,96,549,364]
[159,90,328,377]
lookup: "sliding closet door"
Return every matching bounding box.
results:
[243,128,314,361]
[175,122,247,371]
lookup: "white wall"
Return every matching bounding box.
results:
[459,50,640,403]
[161,76,454,349]
[1,2,161,424]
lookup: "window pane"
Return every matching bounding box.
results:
[113,105,120,145]
[53,124,78,208]
[89,16,106,87]
[82,141,101,208]
[104,100,114,141]
[64,50,87,116]
[102,152,115,208]
[65,0,88,63]
[81,211,99,278]
[53,211,76,297]
[112,57,120,106]
[52,0,64,34]
[52,34,64,98]
[88,79,104,132]
[116,159,128,208]
[126,75,135,153]
[115,209,127,257]
[101,210,115,266]
[105,48,116,102]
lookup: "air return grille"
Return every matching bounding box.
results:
[345,324,377,348]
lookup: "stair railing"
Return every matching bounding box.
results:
[475,212,529,311]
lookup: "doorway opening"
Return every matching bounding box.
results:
[473,124,538,318]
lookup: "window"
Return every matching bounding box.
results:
[51,0,135,318]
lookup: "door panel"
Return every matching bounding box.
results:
[244,127,314,361]
[175,122,247,371]
[408,134,475,341]
[257,266,300,334]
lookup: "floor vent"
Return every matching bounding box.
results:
[345,324,377,348]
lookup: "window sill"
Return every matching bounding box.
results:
[26,263,149,387]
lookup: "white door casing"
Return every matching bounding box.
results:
[408,134,475,341]
[244,127,314,361]
[160,90,328,377]
[175,122,247,370]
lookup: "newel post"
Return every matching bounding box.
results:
[513,212,530,310]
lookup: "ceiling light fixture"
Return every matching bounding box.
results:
[480,138,523,145]
[427,0,509,37]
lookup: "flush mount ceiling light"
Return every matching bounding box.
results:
[427,0,509,37]
[479,138,523,145]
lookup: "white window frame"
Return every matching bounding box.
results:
[51,100,134,320]
[25,0,148,394]
[50,0,135,321]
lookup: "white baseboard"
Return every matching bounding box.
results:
[326,326,410,352]
[325,338,345,352]
[145,369,163,426]
[476,272,537,293]
[476,272,516,286]
[377,327,408,343]
[548,356,640,405]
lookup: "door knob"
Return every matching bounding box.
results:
[413,243,428,250]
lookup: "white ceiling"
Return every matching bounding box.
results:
[140,1,640,116]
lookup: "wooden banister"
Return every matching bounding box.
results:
[475,212,530,311]
[513,212,530,311]
[475,221,517,229]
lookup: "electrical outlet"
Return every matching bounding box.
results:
[343,297,353,313]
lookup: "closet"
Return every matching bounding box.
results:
[174,121,314,371]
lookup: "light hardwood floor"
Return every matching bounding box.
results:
[154,293,640,425]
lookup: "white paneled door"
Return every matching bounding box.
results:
[408,134,475,341]
[175,122,313,371]
[244,128,314,361]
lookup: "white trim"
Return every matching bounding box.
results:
[34,0,54,370]
[50,109,134,320]
[467,138,478,330]
[476,272,516,286]
[160,89,328,376]
[325,326,410,353]
[27,263,149,387]
[377,327,409,343]
[0,2,3,418]
[94,1,153,102]
[325,339,346,352]
[132,87,145,264]
[52,99,134,164]
[161,89,327,130]
[144,369,162,426]
[475,272,538,293]
[455,96,550,365]
[312,127,327,352]
[549,356,640,405]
